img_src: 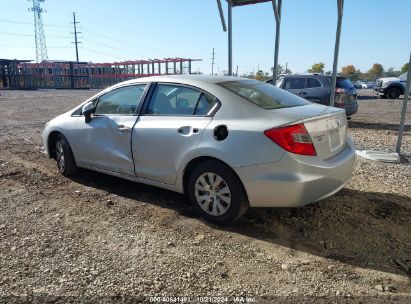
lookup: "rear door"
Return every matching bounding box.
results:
[304,78,330,105]
[281,77,307,98]
[132,83,218,184]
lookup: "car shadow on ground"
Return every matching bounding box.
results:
[70,169,411,278]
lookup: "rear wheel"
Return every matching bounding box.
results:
[386,87,401,99]
[54,135,77,176]
[187,160,248,225]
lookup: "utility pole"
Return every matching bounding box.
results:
[211,48,215,75]
[72,12,81,62]
[236,65,238,77]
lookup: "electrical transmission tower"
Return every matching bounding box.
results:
[29,0,48,62]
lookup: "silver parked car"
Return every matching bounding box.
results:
[43,75,355,224]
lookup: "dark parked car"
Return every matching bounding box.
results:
[353,81,363,90]
[268,74,358,117]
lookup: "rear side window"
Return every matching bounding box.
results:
[336,78,354,89]
[147,84,217,116]
[326,76,354,89]
[307,78,321,88]
[283,77,305,89]
[219,80,309,110]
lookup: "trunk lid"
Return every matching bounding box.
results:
[303,111,347,160]
[267,104,347,160]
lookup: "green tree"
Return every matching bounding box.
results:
[367,63,384,79]
[254,70,269,81]
[341,65,361,80]
[341,65,356,75]
[384,67,401,77]
[271,64,285,75]
[401,63,409,73]
[308,63,325,74]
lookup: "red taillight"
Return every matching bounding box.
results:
[264,123,317,156]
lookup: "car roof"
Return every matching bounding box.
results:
[115,74,249,86]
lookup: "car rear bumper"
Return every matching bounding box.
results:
[344,102,358,116]
[234,139,355,208]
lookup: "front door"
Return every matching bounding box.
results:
[132,83,217,184]
[73,84,146,175]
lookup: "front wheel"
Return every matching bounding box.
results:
[386,87,401,99]
[54,134,78,176]
[187,160,249,225]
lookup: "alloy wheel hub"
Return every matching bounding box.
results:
[194,172,231,216]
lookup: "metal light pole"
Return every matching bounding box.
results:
[216,0,227,32]
[396,51,411,154]
[271,0,282,85]
[228,2,233,76]
[330,0,344,106]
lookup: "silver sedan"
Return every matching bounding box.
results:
[43,75,355,224]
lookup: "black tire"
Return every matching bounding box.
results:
[386,87,401,99]
[54,134,78,176]
[187,160,249,225]
[380,94,387,99]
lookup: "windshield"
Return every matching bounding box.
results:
[219,80,310,110]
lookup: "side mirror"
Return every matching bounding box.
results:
[82,102,95,123]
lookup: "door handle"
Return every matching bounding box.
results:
[117,125,130,133]
[298,92,307,95]
[177,126,199,136]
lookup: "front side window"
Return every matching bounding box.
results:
[147,84,217,116]
[95,85,146,115]
[283,77,305,89]
[219,79,309,110]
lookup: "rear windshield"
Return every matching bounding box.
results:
[218,80,309,110]
[326,76,354,89]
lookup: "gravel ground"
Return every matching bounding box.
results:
[0,89,410,303]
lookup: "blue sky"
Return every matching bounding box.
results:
[1,0,410,75]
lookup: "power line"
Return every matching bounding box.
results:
[0,31,71,38]
[81,27,180,58]
[0,18,71,28]
[0,45,71,48]
[82,37,142,57]
[0,18,183,58]
[80,47,124,60]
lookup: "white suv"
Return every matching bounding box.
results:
[375,72,410,99]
